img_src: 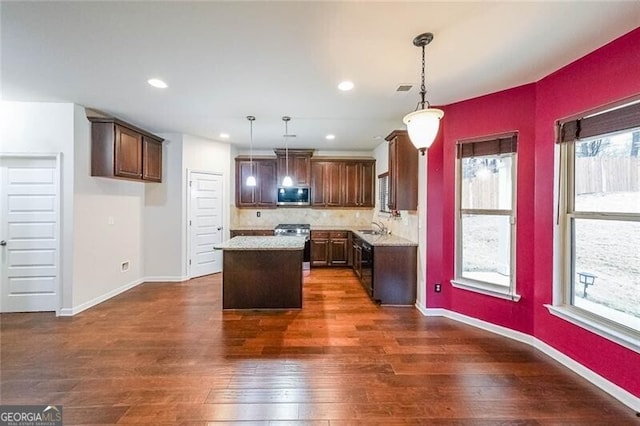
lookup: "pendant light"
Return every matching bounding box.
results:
[281,116,293,187]
[402,32,444,155]
[246,116,257,187]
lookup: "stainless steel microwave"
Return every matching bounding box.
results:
[277,187,310,206]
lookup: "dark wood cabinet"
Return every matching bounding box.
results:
[311,161,343,207]
[343,160,375,207]
[310,234,329,266]
[275,149,313,186]
[372,245,417,305]
[143,137,162,182]
[89,117,163,182]
[329,232,349,265]
[311,230,350,267]
[311,159,374,208]
[386,130,418,211]
[351,233,417,305]
[235,158,277,208]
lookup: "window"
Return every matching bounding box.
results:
[453,133,519,300]
[378,172,390,213]
[551,100,640,352]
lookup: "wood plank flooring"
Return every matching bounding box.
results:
[1,268,637,425]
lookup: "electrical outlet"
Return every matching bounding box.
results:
[121,261,130,272]
[434,282,442,293]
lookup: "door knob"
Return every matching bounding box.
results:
[0,240,6,246]
[217,227,223,231]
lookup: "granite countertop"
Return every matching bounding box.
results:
[351,230,418,247]
[214,236,306,251]
[312,227,417,247]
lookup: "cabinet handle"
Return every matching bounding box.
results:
[0,240,6,246]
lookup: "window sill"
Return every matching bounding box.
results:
[451,279,521,302]
[545,304,640,354]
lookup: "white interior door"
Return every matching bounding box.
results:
[188,171,223,278]
[1,156,60,312]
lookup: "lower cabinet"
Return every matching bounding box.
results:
[310,230,350,267]
[352,238,417,305]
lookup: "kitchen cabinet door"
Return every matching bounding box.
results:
[310,237,329,266]
[115,125,143,179]
[311,161,343,207]
[329,237,349,265]
[235,158,277,208]
[386,130,418,211]
[343,161,375,207]
[142,136,162,182]
[276,149,312,186]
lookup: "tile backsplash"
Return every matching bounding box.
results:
[232,207,419,243]
[232,207,374,228]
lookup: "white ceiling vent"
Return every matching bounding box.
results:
[396,84,413,92]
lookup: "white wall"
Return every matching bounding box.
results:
[143,133,184,280]
[143,134,232,280]
[182,134,232,277]
[71,105,145,310]
[1,101,76,310]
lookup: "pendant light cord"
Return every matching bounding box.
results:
[285,119,289,177]
[419,44,428,110]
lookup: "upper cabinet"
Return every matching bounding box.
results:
[311,159,375,208]
[311,161,344,207]
[235,158,277,208]
[274,149,313,186]
[89,115,163,182]
[343,160,375,207]
[386,130,418,211]
[234,154,375,209]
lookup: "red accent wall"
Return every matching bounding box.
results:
[426,27,640,396]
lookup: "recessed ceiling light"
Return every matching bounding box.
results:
[338,81,354,91]
[373,135,383,140]
[219,133,230,139]
[326,134,336,140]
[147,78,168,89]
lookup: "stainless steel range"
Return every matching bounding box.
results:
[275,224,311,270]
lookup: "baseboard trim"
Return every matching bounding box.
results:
[144,275,190,283]
[59,278,145,316]
[59,275,190,316]
[418,307,639,412]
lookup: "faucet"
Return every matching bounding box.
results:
[371,221,388,235]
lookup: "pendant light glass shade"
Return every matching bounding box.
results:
[403,107,444,151]
[282,116,293,187]
[246,116,257,187]
[404,32,443,154]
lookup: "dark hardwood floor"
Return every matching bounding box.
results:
[1,268,637,425]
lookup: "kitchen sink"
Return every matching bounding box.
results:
[357,229,380,235]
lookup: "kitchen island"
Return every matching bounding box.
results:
[214,236,306,309]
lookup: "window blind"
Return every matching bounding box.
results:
[457,133,517,158]
[558,100,640,143]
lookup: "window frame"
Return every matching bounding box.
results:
[453,134,520,301]
[549,132,640,353]
[378,172,390,214]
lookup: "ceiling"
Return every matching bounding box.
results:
[2,1,639,151]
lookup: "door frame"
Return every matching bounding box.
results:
[0,153,62,315]
[186,169,224,279]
